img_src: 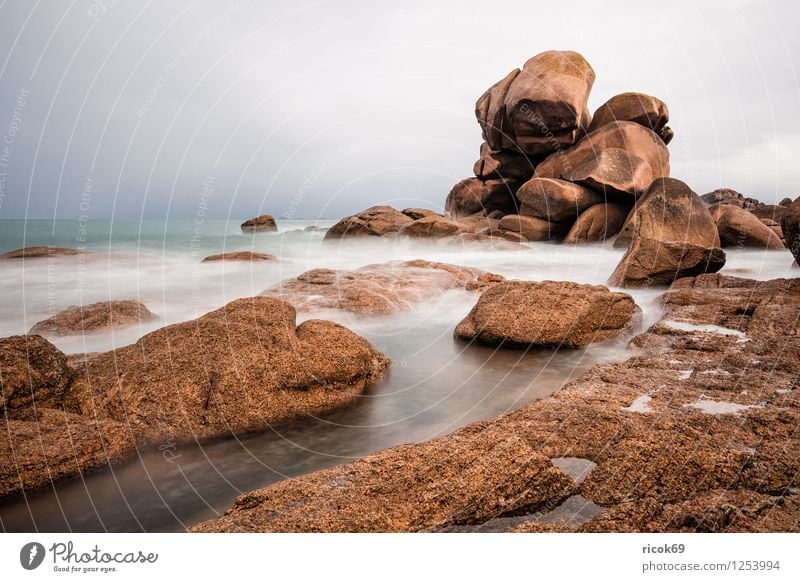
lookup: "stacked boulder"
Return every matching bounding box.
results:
[445,50,675,243]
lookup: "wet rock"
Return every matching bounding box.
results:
[202,251,277,262]
[475,68,520,151]
[69,297,390,442]
[325,205,413,239]
[709,204,785,249]
[444,177,520,219]
[516,177,604,223]
[262,260,494,315]
[0,335,72,411]
[588,92,672,144]
[401,208,440,220]
[29,301,158,336]
[567,147,654,199]
[498,214,565,241]
[608,237,725,288]
[454,280,641,348]
[615,178,720,249]
[240,214,277,232]
[472,142,535,182]
[535,121,670,198]
[781,197,800,265]
[1,246,82,259]
[398,215,464,239]
[563,203,631,244]
[504,51,595,155]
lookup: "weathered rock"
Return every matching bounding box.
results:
[516,177,604,223]
[780,197,794,207]
[535,121,670,197]
[69,297,390,442]
[475,68,520,151]
[615,178,721,249]
[202,251,277,262]
[608,237,725,288]
[1,246,82,259]
[498,214,565,241]
[472,142,534,182]
[567,147,654,199]
[781,197,800,265]
[444,177,520,219]
[0,335,72,411]
[401,208,440,221]
[750,204,788,223]
[709,204,785,249]
[29,301,158,336]
[504,51,595,155]
[398,215,464,239]
[325,205,413,239]
[240,214,277,232]
[563,203,631,244]
[454,213,501,234]
[454,280,641,348]
[701,188,748,207]
[262,260,493,315]
[588,92,672,144]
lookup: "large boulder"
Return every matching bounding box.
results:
[608,238,726,288]
[588,92,672,144]
[498,214,565,241]
[240,214,277,232]
[563,203,631,244]
[444,177,520,219]
[709,204,785,249]
[325,205,413,239]
[29,300,158,336]
[475,68,520,151]
[781,197,800,264]
[69,297,390,441]
[615,178,720,249]
[472,142,534,182]
[504,51,595,156]
[454,280,641,348]
[516,178,604,223]
[567,148,654,199]
[262,260,498,315]
[535,121,670,199]
[0,335,72,411]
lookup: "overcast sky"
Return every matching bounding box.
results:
[0,0,797,221]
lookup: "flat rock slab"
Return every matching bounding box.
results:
[29,300,158,336]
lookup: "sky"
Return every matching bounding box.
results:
[0,0,797,221]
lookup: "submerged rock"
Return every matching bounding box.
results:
[1,246,82,259]
[29,300,158,336]
[262,260,498,315]
[202,251,277,262]
[454,280,641,348]
[240,214,277,232]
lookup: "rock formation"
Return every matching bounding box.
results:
[240,214,277,233]
[325,205,413,239]
[29,300,158,336]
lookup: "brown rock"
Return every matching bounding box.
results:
[325,206,413,239]
[750,204,787,223]
[472,142,534,182]
[516,177,604,223]
[615,178,721,249]
[535,121,670,196]
[29,301,158,337]
[608,237,725,288]
[202,251,277,262]
[504,51,595,155]
[401,208,440,220]
[0,335,72,411]
[475,68,520,151]
[454,280,641,348]
[454,214,501,234]
[781,197,800,265]
[779,197,794,207]
[240,214,277,232]
[262,260,493,315]
[444,177,520,219]
[709,204,785,249]
[701,188,747,207]
[398,215,464,239]
[498,214,565,241]
[588,92,672,144]
[69,297,389,442]
[1,246,82,259]
[563,202,631,244]
[567,147,653,199]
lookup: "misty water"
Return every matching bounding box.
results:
[0,219,795,532]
